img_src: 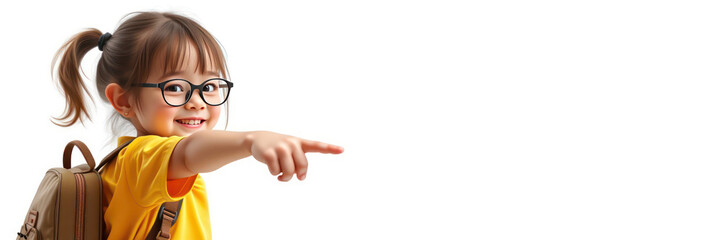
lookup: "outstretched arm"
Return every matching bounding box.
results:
[168,130,254,180]
[168,130,344,181]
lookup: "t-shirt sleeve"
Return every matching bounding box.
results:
[117,135,198,207]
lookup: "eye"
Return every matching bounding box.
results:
[164,84,184,93]
[202,83,217,92]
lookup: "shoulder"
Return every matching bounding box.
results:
[122,135,187,157]
[129,135,186,147]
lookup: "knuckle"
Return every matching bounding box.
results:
[283,138,296,145]
[276,146,288,155]
[262,150,275,160]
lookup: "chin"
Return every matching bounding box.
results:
[177,128,205,136]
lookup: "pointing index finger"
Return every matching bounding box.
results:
[301,140,344,154]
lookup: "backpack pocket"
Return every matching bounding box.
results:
[16,210,42,240]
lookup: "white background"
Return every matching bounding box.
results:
[2,0,720,239]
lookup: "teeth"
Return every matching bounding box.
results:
[177,119,201,125]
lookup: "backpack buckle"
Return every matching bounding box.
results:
[157,204,179,225]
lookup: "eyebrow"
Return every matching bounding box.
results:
[160,70,220,80]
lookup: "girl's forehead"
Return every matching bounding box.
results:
[156,69,220,81]
[148,46,220,82]
[147,67,220,83]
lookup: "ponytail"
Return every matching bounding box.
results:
[50,29,102,127]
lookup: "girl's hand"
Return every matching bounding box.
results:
[248,131,344,181]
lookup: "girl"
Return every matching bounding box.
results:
[51,11,344,239]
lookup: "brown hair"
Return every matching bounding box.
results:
[51,11,231,140]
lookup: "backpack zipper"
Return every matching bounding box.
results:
[74,173,85,240]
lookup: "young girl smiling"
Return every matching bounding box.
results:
[52,11,343,239]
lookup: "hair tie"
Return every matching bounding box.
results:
[98,32,112,51]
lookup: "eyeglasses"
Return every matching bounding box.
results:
[132,78,234,107]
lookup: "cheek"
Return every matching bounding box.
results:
[138,92,177,133]
[143,107,176,136]
[152,107,177,124]
[207,106,222,127]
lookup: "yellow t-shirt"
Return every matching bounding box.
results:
[102,135,211,239]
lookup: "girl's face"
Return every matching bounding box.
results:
[131,46,221,137]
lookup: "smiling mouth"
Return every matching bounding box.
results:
[175,119,206,125]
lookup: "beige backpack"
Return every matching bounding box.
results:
[16,140,182,240]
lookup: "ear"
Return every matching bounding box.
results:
[105,83,135,118]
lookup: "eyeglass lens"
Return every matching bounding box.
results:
[162,79,230,106]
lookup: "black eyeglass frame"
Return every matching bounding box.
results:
[132,78,234,107]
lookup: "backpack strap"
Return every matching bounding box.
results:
[146,200,183,240]
[96,139,135,174]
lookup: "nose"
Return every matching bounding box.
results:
[184,89,206,110]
